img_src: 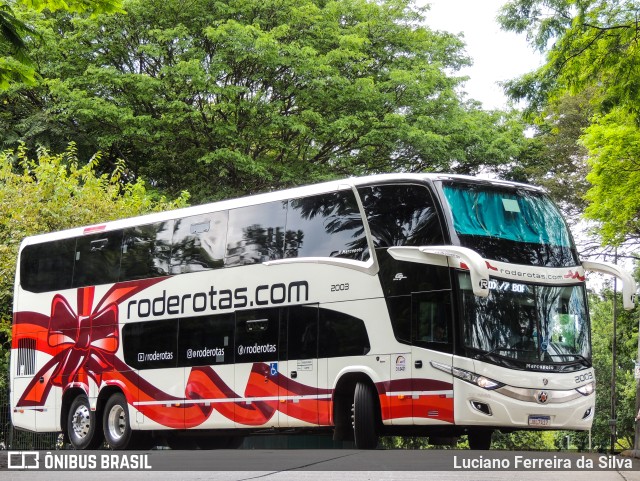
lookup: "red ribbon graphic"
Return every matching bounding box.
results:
[14,280,165,407]
[13,280,334,428]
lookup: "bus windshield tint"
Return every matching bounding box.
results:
[441,184,578,266]
[459,273,590,369]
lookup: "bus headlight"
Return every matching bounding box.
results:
[476,376,502,390]
[576,382,594,396]
[432,362,504,390]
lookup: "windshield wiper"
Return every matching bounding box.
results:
[474,346,519,362]
[545,353,591,366]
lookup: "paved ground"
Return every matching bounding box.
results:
[1,450,639,480]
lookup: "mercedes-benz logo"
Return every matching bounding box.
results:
[536,391,549,404]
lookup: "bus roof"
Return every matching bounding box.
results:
[20,173,544,246]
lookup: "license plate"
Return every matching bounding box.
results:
[528,415,551,426]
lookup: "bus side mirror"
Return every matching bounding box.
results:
[582,260,637,310]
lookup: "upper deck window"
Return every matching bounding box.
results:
[225,201,287,266]
[358,184,444,247]
[121,220,173,280]
[285,191,369,260]
[172,213,227,273]
[19,188,371,293]
[73,230,123,288]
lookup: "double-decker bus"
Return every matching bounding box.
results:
[10,174,636,450]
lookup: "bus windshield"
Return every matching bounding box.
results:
[459,273,590,370]
[441,183,578,267]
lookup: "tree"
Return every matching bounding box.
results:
[0,2,37,87]
[587,288,638,451]
[0,0,531,203]
[499,0,640,247]
[0,0,123,87]
[498,0,640,118]
[505,92,592,220]
[0,143,188,378]
[582,109,640,246]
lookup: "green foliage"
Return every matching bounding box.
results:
[582,108,640,245]
[18,0,122,14]
[506,92,592,220]
[491,430,556,451]
[0,0,122,89]
[0,0,531,203]
[0,143,188,377]
[499,0,640,119]
[0,2,38,87]
[587,288,638,451]
[380,432,557,450]
[499,0,640,245]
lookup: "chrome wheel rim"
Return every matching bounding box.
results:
[71,403,91,440]
[107,404,126,441]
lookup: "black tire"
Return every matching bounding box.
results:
[468,429,493,450]
[352,381,379,449]
[67,394,104,450]
[103,393,134,450]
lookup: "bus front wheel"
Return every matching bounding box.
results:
[67,394,103,450]
[352,381,379,449]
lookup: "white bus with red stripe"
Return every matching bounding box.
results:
[10,174,635,450]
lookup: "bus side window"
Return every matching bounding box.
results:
[413,292,453,352]
[178,314,234,367]
[285,191,369,261]
[385,296,411,344]
[286,305,319,360]
[318,309,370,358]
[235,308,279,363]
[171,212,227,274]
[122,319,178,369]
[121,220,173,281]
[358,184,444,247]
[20,238,76,293]
[73,230,123,288]
[226,202,286,267]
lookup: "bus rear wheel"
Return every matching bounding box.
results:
[352,381,379,449]
[68,394,103,450]
[103,392,134,450]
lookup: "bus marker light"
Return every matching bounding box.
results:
[83,225,106,234]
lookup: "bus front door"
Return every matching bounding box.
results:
[411,292,454,425]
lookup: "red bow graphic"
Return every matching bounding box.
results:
[15,280,164,407]
[46,287,118,392]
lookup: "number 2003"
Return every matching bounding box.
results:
[331,283,349,292]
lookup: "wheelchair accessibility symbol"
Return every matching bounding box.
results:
[269,362,278,376]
